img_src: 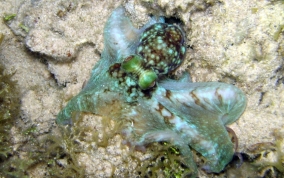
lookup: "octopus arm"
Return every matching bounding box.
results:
[102,7,164,64]
[152,82,247,172]
[87,7,164,90]
[122,103,198,177]
[139,130,198,177]
[158,81,247,125]
[56,90,123,125]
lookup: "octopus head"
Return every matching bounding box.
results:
[137,23,186,75]
[121,23,186,90]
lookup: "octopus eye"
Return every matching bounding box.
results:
[121,55,157,90]
[121,55,143,73]
[148,80,156,88]
[124,55,135,63]
[138,70,157,90]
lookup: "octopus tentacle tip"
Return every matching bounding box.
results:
[103,7,139,60]
[233,152,244,168]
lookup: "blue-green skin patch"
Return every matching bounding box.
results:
[56,7,247,177]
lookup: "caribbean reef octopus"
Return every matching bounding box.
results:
[56,7,247,177]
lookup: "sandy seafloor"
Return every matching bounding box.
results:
[0,0,284,177]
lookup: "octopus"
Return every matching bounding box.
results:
[56,7,247,177]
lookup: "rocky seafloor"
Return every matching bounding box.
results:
[0,0,283,177]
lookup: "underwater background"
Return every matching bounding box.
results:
[0,0,283,177]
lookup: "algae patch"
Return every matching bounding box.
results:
[0,63,20,174]
[0,33,4,45]
[3,14,16,22]
[0,64,20,158]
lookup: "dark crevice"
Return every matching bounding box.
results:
[258,92,265,105]
[275,76,284,86]
[164,16,184,25]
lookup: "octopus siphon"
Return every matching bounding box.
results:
[56,7,247,177]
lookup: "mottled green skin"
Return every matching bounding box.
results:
[56,7,247,177]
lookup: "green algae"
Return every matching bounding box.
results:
[0,125,86,177]
[0,63,20,175]
[3,14,16,22]
[251,7,258,14]
[19,23,29,33]
[0,65,85,177]
[0,64,20,158]
[1,90,283,177]
[132,142,196,177]
[273,24,284,41]
[0,33,4,45]
[22,126,38,135]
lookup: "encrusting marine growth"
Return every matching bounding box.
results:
[56,7,247,177]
